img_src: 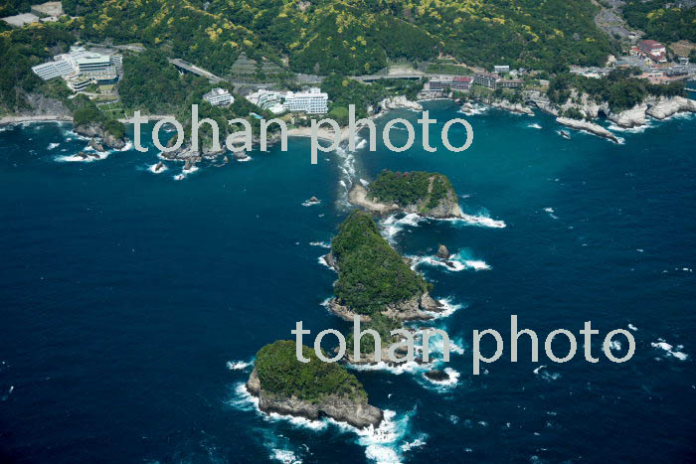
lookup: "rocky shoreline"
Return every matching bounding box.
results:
[348,183,464,219]
[73,122,128,150]
[246,368,383,429]
[556,117,621,143]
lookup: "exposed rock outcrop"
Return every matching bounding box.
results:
[378,95,423,112]
[326,292,443,322]
[491,99,534,115]
[646,96,696,120]
[246,369,383,429]
[437,244,450,259]
[89,139,107,152]
[608,103,648,128]
[556,117,620,143]
[424,369,450,382]
[348,180,463,219]
[73,122,127,150]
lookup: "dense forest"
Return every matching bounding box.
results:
[331,211,431,315]
[0,23,73,113]
[58,0,613,76]
[622,0,696,43]
[368,170,455,211]
[255,340,368,402]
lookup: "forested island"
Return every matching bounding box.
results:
[326,210,441,320]
[246,340,383,428]
[349,170,464,218]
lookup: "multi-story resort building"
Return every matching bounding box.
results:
[203,88,235,107]
[245,90,286,114]
[31,46,121,91]
[31,59,75,81]
[284,88,329,114]
[245,87,328,114]
[473,72,500,89]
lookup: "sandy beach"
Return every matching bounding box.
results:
[0,114,72,125]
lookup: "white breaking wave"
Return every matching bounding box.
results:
[427,297,464,319]
[116,141,133,152]
[317,255,335,270]
[528,123,542,130]
[422,367,461,389]
[608,122,653,134]
[148,163,168,174]
[444,213,506,229]
[229,382,419,464]
[651,338,688,361]
[408,251,491,273]
[458,103,489,116]
[628,323,638,332]
[47,142,60,150]
[174,165,198,181]
[309,241,331,249]
[533,365,561,382]
[55,152,109,163]
[335,146,359,209]
[226,360,251,371]
[381,213,426,242]
[302,197,321,207]
[543,207,559,220]
[270,449,301,464]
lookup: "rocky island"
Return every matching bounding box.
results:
[349,170,464,218]
[325,210,442,321]
[247,340,383,429]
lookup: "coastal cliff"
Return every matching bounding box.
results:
[247,341,383,429]
[349,171,464,219]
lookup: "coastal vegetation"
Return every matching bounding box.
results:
[69,94,126,139]
[255,340,367,403]
[622,1,696,43]
[0,23,73,113]
[331,210,431,316]
[547,68,686,112]
[346,313,401,355]
[60,0,613,75]
[322,74,423,123]
[368,170,457,212]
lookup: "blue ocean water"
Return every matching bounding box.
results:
[0,102,695,464]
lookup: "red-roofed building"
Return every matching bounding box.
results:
[451,76,473,91]
[638,40,667,63]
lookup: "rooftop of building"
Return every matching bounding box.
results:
[31,2,64,17]
[640,40,665,49]
[1,13,40,27]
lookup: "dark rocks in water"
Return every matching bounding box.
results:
[154,161,165,172]
[75,151,100,160]
[424,369,450,382]
[73,123,127,150]
[233,150,248,159]
[309,196,320,203]
[184,159,196,171]
[437,244,450,259]
[89,138,107,152]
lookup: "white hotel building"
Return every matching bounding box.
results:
[284,88,328,114]
[31,47,119,91]
[245,87,329,115]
